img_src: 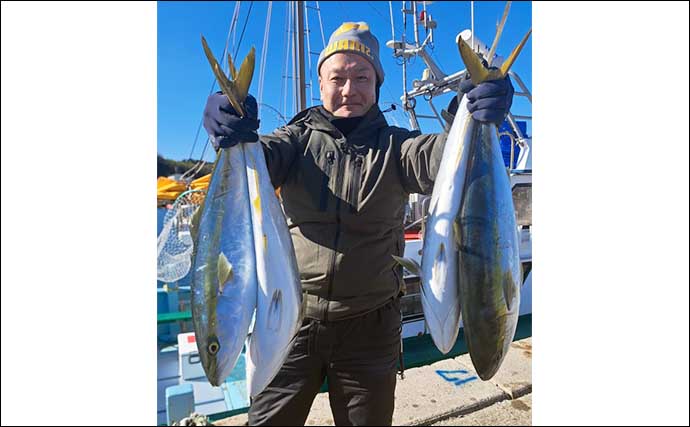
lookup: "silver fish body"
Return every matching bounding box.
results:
[454,115,521,381]
[417,95,474,354]
[190,146,258,387]
[244,142,303,398]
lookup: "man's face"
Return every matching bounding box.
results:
[319,53,377,117]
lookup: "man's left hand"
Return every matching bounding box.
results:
[459,74,514,126]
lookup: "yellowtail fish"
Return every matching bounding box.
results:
[454,24,531,380]
[190,39,258,386]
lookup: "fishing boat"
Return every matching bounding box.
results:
[157,2,532,424]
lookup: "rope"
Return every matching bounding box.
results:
[258,1,273,109]
[233,1,254,60]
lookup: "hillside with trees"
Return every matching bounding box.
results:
[157,155,214,178]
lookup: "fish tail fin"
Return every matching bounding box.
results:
[201,35,243,115]
[456,27,531,84]
[201,36,256,117]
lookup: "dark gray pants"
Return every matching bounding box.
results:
[248,299,402,426]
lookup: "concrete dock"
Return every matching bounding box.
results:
[213,337,532,426]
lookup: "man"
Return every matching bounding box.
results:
[203,22,514,426]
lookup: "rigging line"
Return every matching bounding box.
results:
[181,143,209,180]
[188,1,242,172]
[185,79,217,162]
[367,0,402,59]
[223,1,242,72]
[282,1,292,118]
[314,1,326,48]
[186,1,242,162]
[259,103,289,126]
[389,1,395,43]
[367,1,389,22]
[233,1,254,60]
[304,1,315,107]
[332,1,347,25]
[430,49,445,73]
[471,1,475,51]
[386,0,411,46]
[258,1,273,108]
[280,4,286,117]
[198,137,211,165]
[291,0,297,117]
[181,141,208,181]
[382,82,407,128]
[487,1,510,67]
[189,156,207,179]
[231,2,240,59]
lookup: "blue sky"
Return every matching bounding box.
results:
[158,1,531,162]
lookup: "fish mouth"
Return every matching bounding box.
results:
[207,374,224,387]
[202,356,225,386]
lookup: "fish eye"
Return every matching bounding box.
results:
[208,338,220,355]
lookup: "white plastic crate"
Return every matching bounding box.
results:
[177,332,206,380]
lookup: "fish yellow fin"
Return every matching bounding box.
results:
[503,271,516,312]
[457,33,492,85]
[499,28,531,77]
[227,53,238,81]
[456,27,531,84]
[453,221,462,247]
[391,255,421,276]
[235,47,256,102]
[217,252,233,291]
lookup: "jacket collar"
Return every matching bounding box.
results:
[289,104,389,139]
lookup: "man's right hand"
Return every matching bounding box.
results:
[203,92,260,151]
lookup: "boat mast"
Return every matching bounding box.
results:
[294,1,307,112]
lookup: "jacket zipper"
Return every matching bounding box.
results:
[349,154,363,213]
[320,151,335,211]
[324,149,342,322]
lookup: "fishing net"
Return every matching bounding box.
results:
[157,189,206,283]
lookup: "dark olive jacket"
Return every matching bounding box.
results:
[259,104,446,320]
